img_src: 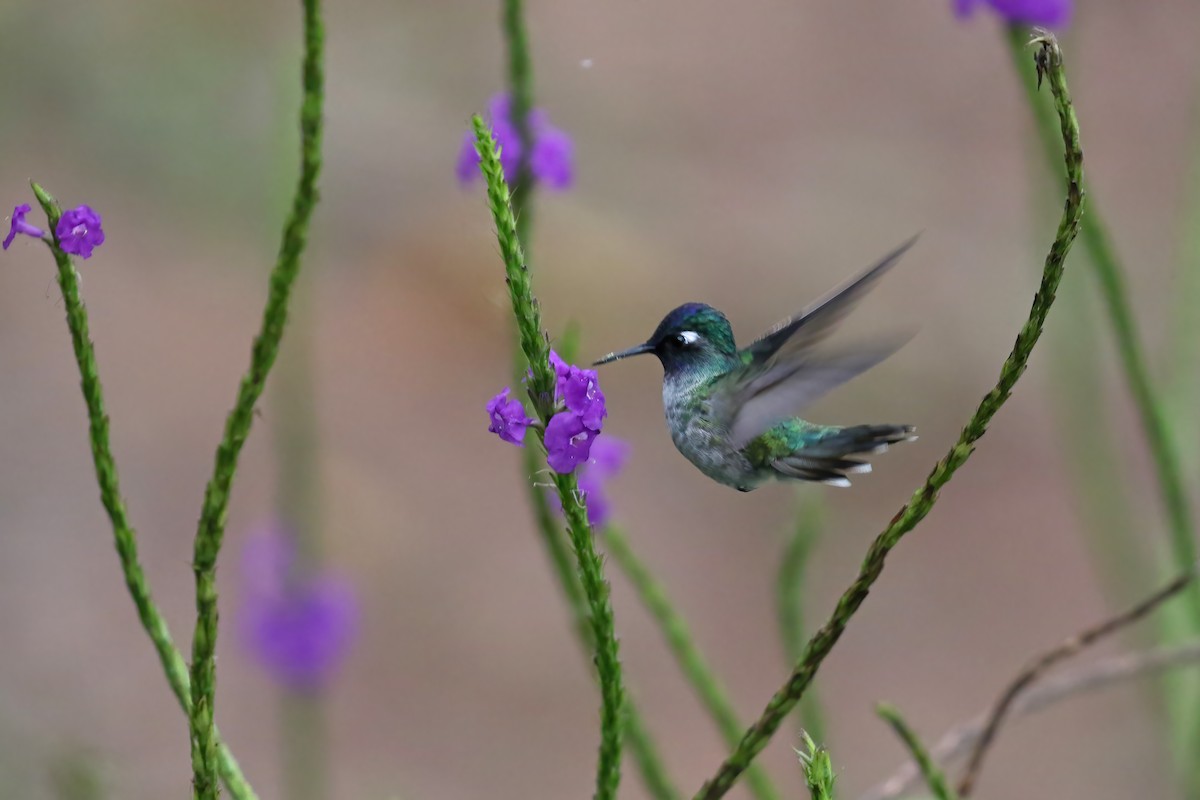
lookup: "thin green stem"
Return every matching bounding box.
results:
[1005,24,1200,625]
[273,286,328,800]
[603,526,781,800]
[1007,25,1200,795]
[495,4,674,789]
[473,116,624,800]
[875,705,957,800]
[280,692,325,800]
[502,0,535,245]
[525,473,677,798]
[1165,96,1200,482]
[692,34,1084,799]
[1031,134,1145,601]
[188,1,324,796]
[623,709,681,800]
[537,504,679,799]
[29,184,257,800]
[776,498,828,743]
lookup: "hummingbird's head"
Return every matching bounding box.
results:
[593,303,738,376]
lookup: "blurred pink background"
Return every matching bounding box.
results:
[1,0,1198,797]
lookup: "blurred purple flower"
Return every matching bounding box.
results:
[487,387,535,446]
[457,93,574,189]
[568,436,629,526]
[544,411,598,474]
[239,525,359,691]
[2,204,45,250]
[55,205,105,259]
[953,0,1071,27]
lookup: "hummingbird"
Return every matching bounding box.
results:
[594,238,918,491]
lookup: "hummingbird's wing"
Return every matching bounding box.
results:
[740,236,917,367]
[716,237,917,449]
[722,343,905,448]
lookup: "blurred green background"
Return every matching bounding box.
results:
[2,0,1199,797]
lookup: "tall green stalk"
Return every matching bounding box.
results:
[188,0,325,796]
[603,526,781,800]
[268,44,329,800]
[692,34,1084,799]
[776,498,828,744]
[502,0,536,245]
[29,184,258,800]
[496,2,677,795]
[272,282,329,800]
[473,116,625,800]
[1165,96,1200,483]
[1004,24,1200,794]
[1003,25,1200,623]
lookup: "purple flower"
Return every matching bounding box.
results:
[549,349,570,392]
[527,110,574,190]
[487,387,535,446]
[544,411,598,474]
[2,204,46,250]
[953,0,1071,27]
[544,350,606,430]
[561,365,607,431]
[239,525,359,691]
[54,205,105,259]
[457,93,574,189]
[574,436,630,526]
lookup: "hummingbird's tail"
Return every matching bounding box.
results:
[772,424,916,488]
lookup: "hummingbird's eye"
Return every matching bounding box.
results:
[673,331,701,348]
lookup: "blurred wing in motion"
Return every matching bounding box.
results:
[740,235,917,366]
[725,342,906,448]
[716,237,917,448]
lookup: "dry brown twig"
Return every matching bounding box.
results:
[953,568,1197,797]
[861,638,1200,800]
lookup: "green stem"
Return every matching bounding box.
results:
[623,708,681,800]
[1004,23,1200,626]
[473,117,624,800]
[692,34,1084,800]
[875,705,957,800]
[1165,96,1200,482]
[603,527,781,800]
[502,0,535,245]
[29,183,257,800]
[1007,25,1200,795]
[188,1,324,796]
[495,3,675,791]
[273,245,328,800]
[280,692,325,800]
[776,498,828,744]
[522,452,678,800]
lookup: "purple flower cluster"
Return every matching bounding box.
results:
[3,201,105,259]
[457,93,574,190]
[485,351,609,475]
[543,351,607,473]
[953,0,1070,27]
[239,524,359,691]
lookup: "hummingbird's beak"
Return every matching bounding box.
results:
[593,342,654,366]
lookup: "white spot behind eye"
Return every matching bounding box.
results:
[679,331,701,345]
